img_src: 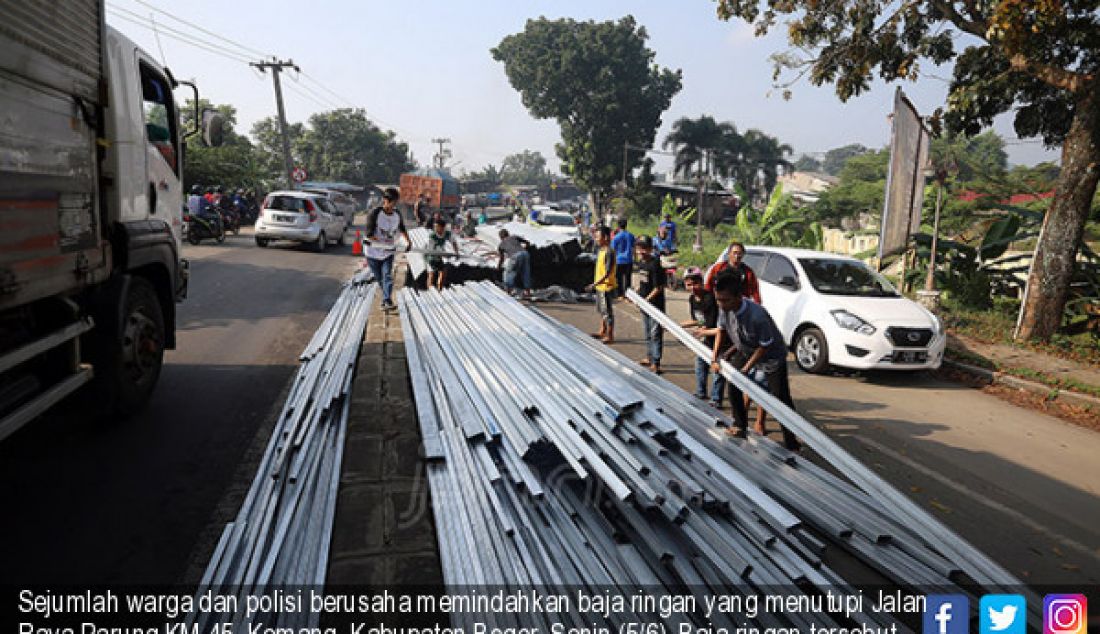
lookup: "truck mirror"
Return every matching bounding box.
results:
[202,110,225,147]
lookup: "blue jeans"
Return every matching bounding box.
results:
[368,255,394,303]
[694,357,726,405]
[503,251,532,290]
[642,313,663,365]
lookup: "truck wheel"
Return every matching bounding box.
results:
[96,277,165,417]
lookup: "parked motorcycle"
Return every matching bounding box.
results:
[185,209,226,245]
[660,251,680,290]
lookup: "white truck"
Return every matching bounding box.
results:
[0,1,220,440]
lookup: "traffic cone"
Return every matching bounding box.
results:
[352,230,362,255]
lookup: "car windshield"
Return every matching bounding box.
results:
[539,214,574,226]
[266,195,309,212]
[798,258,900,297]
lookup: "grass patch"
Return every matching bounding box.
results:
[625,218,736,268]
[945,343,1100,398]
[941,296,1100,366]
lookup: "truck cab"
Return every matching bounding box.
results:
[0,3,216,440]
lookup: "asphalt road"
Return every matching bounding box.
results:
[0,228,359,584]
[540,293,1100,587]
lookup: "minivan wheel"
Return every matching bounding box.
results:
[795,327,830,374]
[336,228,346,246]
[313,232,326,252]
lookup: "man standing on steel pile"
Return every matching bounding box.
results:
[497,229,532,299]
[365,187,411,310]
[630,236,666,374]
[610,218,635,298]
[710,268,801,451]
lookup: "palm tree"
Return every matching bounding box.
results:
[726,129,793,208]
[662,116,735,181]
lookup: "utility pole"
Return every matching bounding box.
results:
[251,59,299,188]
[693,150,708,253]
[431,137,451,170]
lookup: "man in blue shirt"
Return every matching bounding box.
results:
[610,218,635,297]
[711,268,801,451]
[654,224,676,255]
[659,212,678,245]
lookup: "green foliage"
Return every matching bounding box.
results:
[466,164,503,187]
[180,99,263,192]
[793,155,821,172]
[295,109,414,186]
[501,150,551,186]
[810,149,889,226]
[492,16,682,203]
[821,144,872,175]
[728,185,823,249]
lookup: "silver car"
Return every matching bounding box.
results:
[254,191,348,251]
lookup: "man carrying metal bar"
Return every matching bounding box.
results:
[365,188,411,310]
[711,269,801,451]
[630,236,666,374]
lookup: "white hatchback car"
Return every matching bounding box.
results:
[535,209,580,236]
[742,247,946,373]
[254,191,348,251]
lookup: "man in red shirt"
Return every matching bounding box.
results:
[704,241,761,304]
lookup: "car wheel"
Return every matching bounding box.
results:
[336,228,346,246]
[255,237,269,248]
[795,327,830,374]
[187,232,201,246]
[313,232,326,252]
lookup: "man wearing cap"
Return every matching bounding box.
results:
[659,212,678,245]
[365,188,411,310]
[630,235,667,374]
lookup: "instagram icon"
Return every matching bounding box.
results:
[1044,595,1087,634]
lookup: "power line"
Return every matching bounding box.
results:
[127,0,275,60]
[106,10,252,65]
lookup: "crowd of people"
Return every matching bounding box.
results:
[362,189,802,451]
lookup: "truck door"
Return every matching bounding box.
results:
[138,61,183,243]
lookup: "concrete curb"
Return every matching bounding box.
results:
[943,357,1100,411]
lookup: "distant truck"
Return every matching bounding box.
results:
[399,169,461,213]
[0,1,220,440]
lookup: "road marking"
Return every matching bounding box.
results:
[855,435,1100,564]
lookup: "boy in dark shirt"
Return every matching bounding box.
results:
[710,268,801,451]
[631,236,667,374]
[680,269,725,407]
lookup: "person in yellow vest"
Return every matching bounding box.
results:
[586,225,617,344]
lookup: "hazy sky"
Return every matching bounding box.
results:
[107,0,1059,177]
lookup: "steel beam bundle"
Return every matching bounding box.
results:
[406,226,502,286]
[189,271,377,631]
[401,281,1020,630]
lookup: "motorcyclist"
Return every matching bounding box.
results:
[187,184,204,217]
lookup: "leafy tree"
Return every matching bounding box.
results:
[492,16,682,211]
[466,164,503,187]
[821,144,872,176]
[295,109,413,185]
[179,99,264,192]
[738,129,793,204]
[793,155,822,172]
[250,116,305,184]
[714,0,1100,342]
[812,149,890,227]
[663,115,734,179]
[500,150,550,186]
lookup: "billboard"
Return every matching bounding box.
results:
[878,88,931,260]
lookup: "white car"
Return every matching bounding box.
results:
[254,191,348,251]
[535,209,580,236]
[742,247,946,373]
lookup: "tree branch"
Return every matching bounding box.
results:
[1008,54,1095,93]
[930,0,986,38]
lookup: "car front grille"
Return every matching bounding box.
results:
[885,327,933,347]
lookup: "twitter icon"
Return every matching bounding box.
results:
[981,595,1026,634]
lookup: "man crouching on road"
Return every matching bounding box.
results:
[365,187,411,310]
[710,268,801,451]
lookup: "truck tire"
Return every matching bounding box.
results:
[101,277,165,417]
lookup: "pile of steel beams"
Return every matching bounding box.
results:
[400,281,1025,630]
[405,226,503,288]
[190,271,377,630]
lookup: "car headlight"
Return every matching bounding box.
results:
[831,309,876,335]
[930,313,944,337]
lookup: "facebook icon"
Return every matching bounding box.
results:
[925,595,970,634]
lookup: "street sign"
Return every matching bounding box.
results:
[291,166,307,183]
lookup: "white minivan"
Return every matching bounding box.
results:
[743,247,946,373]
[254,191,348,251]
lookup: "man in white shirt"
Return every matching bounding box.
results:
[365,188,411,309]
